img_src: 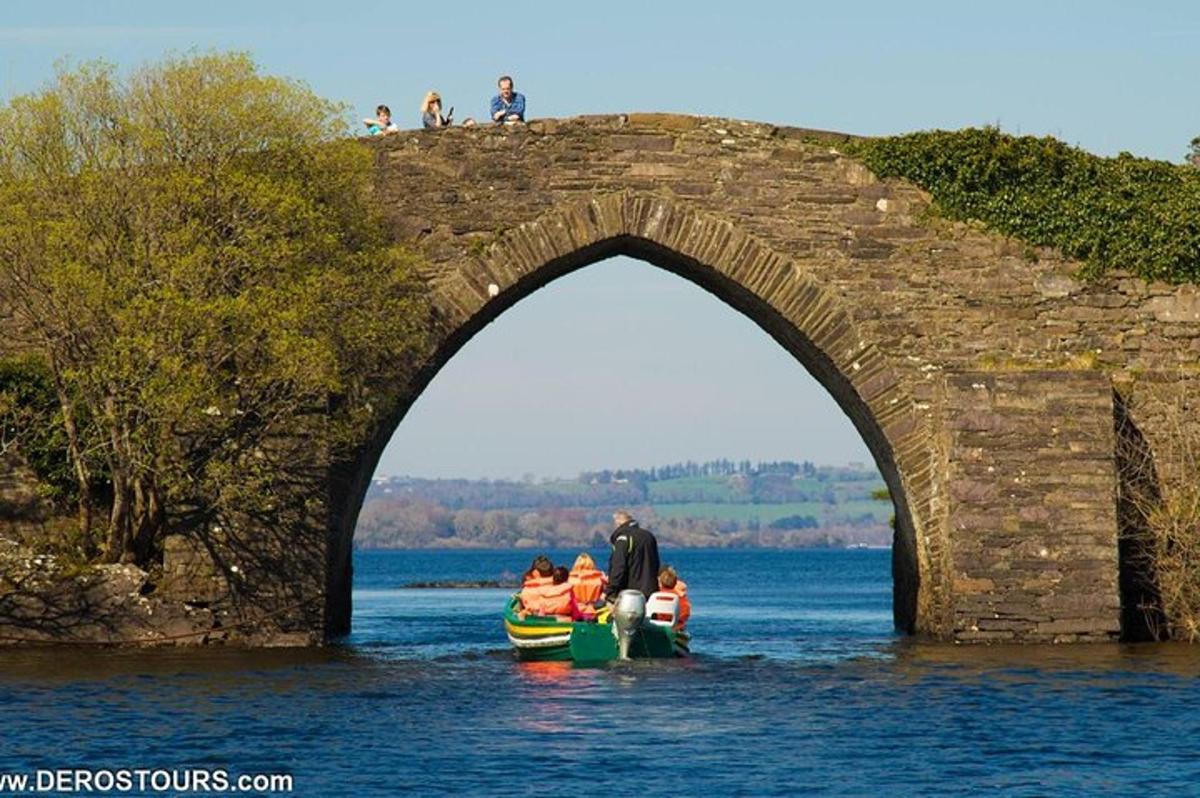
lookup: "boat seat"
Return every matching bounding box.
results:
[646,592,680,627]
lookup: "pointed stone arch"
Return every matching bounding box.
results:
[327,193,953,638]
[0,114,1141,645]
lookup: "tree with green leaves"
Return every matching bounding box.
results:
[1189,136,1200,167]
[0,52,428,564]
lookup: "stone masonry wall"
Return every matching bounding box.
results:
[348,114,1200,643]
[940,371,1121,642]
[5,114,1198,644]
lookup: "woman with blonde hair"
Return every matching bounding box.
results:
[568,552,608,605]
[420,91,453,129]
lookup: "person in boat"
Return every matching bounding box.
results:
[518,555,554,612]
[568,553,608,605]
[532,566,585,621]
[603,510,660,603]
[656,565,691,630]
[522,554,553,585]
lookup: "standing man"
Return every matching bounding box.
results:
[604,510,660,601]
[490,75,526,124]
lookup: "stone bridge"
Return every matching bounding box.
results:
[329,113,1200,645]
[10,114,1200,644]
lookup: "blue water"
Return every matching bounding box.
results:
[3,548,1200,796]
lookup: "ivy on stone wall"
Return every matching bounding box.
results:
[849,128,1200,283]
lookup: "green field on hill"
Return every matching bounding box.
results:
[651,499,889,525]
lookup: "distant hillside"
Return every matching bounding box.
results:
[355,459,892,550]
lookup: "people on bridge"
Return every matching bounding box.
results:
[568,553,608,604]
[604,510,661,601]
[420,91,455,129]
[363,104,398,135]
[656,565,691,630]
[489,75,525,124]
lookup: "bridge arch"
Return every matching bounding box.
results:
[327,193,951,638]
[0,114,1146,644]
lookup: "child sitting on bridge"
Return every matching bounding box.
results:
[363,104,398,135]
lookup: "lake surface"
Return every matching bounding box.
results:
[2,548,1200,796]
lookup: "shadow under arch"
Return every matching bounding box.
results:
[326,193,944,640]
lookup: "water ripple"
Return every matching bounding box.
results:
[4,550,1200,795]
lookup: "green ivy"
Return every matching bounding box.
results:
[847,128,1200,283]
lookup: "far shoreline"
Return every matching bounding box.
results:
[353,544,893,552]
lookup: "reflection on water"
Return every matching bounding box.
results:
[1,549,1199,796]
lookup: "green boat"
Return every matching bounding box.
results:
[504,591,690,663]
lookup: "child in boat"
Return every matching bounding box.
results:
[568,553,608,605]
[533,566,586,621]
[518,555,554,615]
[656,566,691,630]
[522,555,553,586]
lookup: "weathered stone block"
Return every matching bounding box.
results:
[940,369,1121,642]
[158,535,228,604]
[608,134,676,152]
[1142,292,1200,322]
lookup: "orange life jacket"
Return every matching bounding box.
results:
[534,582,576,617]
[663,578,691,629]
[519,574,553,610]
[568,568,607,604]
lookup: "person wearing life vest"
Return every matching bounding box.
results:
[533,566,584,620]
[522,554,553,585]
[518,554,554,613]
[657,565,691,630]
[568,552,608,605]
[604,510,660,602]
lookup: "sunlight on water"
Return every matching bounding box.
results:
[3,549,1200,796]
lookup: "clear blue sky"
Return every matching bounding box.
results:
[4,1,1197,478]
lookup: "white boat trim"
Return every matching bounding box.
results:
[507,632,572,649]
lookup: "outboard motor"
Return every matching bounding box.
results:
[612,590,646,659]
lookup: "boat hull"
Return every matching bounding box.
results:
[504,597,688,662]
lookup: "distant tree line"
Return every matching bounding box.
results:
[370,479,645,511]
[577,458,876,484]
[357,462,893,550]
[368,460,882,511]
[354,499,886,550]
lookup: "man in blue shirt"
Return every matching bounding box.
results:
[489,75,526,124]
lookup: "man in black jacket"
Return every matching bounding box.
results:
[604,510,661,601]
